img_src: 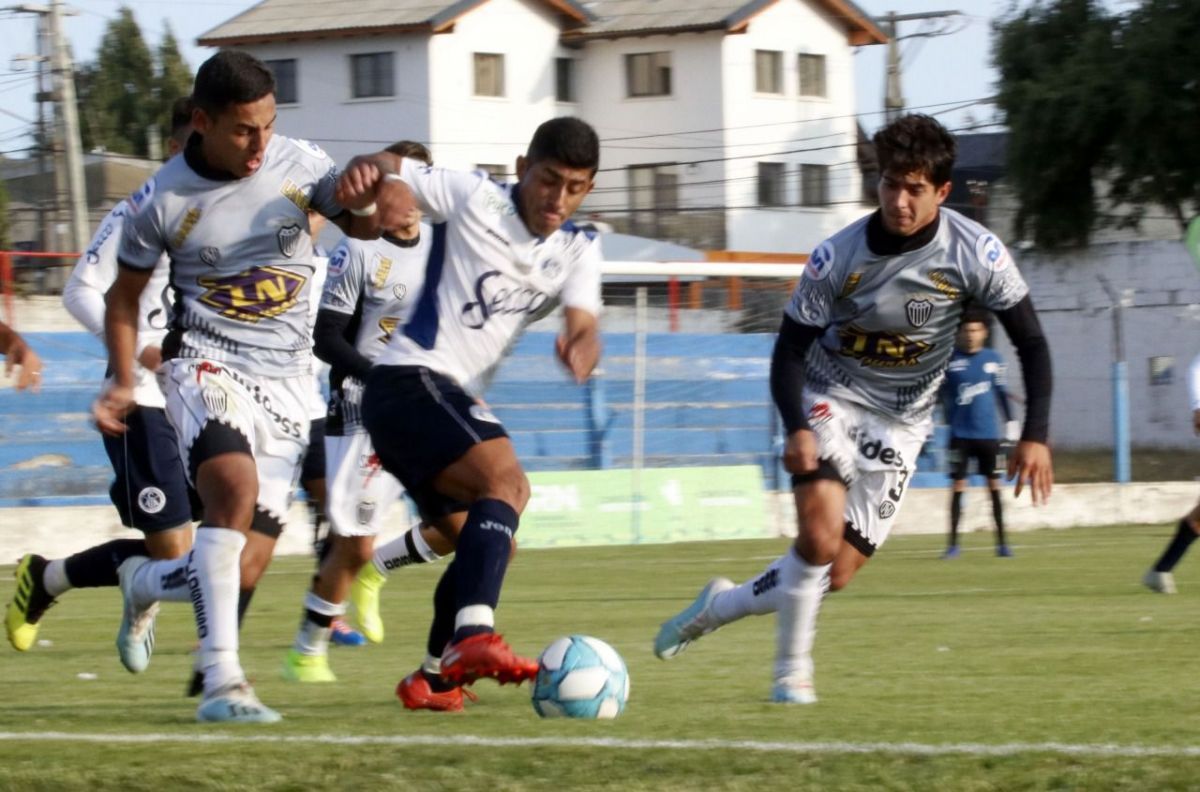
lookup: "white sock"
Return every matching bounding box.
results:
[455,604,494,632]
[774,547,832,685]
[709,557,785,625]
[372,524,440,577]
[189,527,247,696]
[421,654,442,677]
[294,591,346,656]
[42,560,72,598]
[129,554,192,604]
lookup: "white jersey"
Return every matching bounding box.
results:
[786,208,1030,424]
[373,159,602,394]
[117,134,342,378]
[63,200,173,409]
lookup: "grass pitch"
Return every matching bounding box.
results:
[1,523,1198,790]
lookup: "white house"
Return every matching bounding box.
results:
[199,0,885,254]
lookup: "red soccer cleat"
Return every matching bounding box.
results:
[396,669,477,712]
[440,633,539,686]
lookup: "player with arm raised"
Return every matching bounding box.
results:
[337,117,602,710]
[653,114,1053,704]
[5,99,195,654]
[91,50,408,723]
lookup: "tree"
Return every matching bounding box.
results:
[993,0,1120,248]
[79,7,156,156]
[155,24,193,151]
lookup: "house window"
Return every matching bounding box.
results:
[625,52,671,97]
[800,164,831,206]
[474,53,505,98]
[555,57,577,102]
[758,162,785,206]
[477,163,509,180]
[754,50,783,94]
[627,163,678,236]
[265,59,298,104]
[798,53,827,98]
[351,52,394,99]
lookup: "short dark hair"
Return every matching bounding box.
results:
[169,96,194,138]
[873,114,956,186]
[526,116,599,173]
[961,305,992,329]
[385,140,432,166]
[193,50,275,118]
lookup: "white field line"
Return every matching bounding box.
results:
[0,732,1198,758]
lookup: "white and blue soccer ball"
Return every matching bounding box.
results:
[531,635,630,719]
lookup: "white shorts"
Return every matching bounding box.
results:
[162,358,310,531]
[325,430,408,537]
[801,390,931,556]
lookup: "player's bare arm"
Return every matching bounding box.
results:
[555,307,601,383]
[783,429,820,475]
[0,321,43,391]
[1008,440,1053,505]
[332,152,417,239]
[94,266,151,436]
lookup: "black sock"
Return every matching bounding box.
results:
[990,488,1006,546]
[63,539,147,589]
[237,587,256,627]
[452,499,518,643]
[948,491,963,547]
[1154,519,1198,573]
[425,563,458,692]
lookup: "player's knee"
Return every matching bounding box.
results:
[828,567,854,592]
[482,468,530,514]
[336,535,374,569]
[145,525,192,559]
[195,458,258,528]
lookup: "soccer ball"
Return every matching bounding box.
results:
[531,635,630,719]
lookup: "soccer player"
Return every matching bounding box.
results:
[941,307,1019,558]
[337,116,602,710]
[5,99,194,654]
[0,321,42,390]
[1142,353,1200,594]
[91,50,408,723]
[285,140,454,682]
[654,114,1053,704]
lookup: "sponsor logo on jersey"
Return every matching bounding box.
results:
[858,437,906,468]
[838,272,863,298]
[200,246,221,267]
[277,223,303,258]
[808,401,834,427]
[198,266,307,323]
[138,486,166,515]
[460,270,549,330]
[878,500,896,519]
[956,380,992,406]
[482,190,516,217]
[837,325,931,368]
[805,241,835,281]
[328,247,349,276]
[279,178,311,211]
[128,178,155,214]
[171,208,202,248]
[469,404,501,424]
[905,298,933,328]
[371,255,392,290]
[929,271,960,300]
[85,222,115,265]
[377,316,400,343]
[974,232,1012,272]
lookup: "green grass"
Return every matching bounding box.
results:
[1054,449,1200,483]
[2,524,1199,790]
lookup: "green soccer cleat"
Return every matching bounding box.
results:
[197,682,282,724]
[653,577,735,660]
[6,554,56,652]
[282,648,337,683]
[349,562,387,644]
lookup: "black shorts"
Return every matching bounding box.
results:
[362,365,509,522]
[101,405,199,532]
[302,417,326,483]
[948,437,1002,481]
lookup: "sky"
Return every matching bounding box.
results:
[0,0,1104,158]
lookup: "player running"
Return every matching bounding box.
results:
[654,114,1053,704]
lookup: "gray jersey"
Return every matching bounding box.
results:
[117,135,342,377]
[785,208,1030,424]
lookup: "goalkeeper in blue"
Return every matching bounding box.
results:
[1142,353,1200,594]
[654,114,1054,704]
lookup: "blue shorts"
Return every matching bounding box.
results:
[101,405,198,533]
[362,366,508,522]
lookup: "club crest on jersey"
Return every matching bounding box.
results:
[198,266,307,323]
[805,241,835,281]
[540,258,563,280]
[200,246,221,267]
[201,386,228,417]
[277,223,303,258]
[356,499,376,526]
[878,501,896,519]
[974,233,1012,272]
[138,487,166,515]
[392,283,407,301]
[905,298,933,328]
[837,325,932,368]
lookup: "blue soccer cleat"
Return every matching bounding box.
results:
[654,577,735,660]
[116,557,159,674]
[330,616,367,647]
[196,682,282,724]
[996,545,1013,558]
[941,546,961,560]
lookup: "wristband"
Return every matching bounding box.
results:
[349,202,377,217]
[383,173,405,183]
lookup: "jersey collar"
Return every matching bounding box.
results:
[183,132,240,182]
[865,209,941,256]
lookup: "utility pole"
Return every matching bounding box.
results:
[49,0,88,263]
[882,10,962,122]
